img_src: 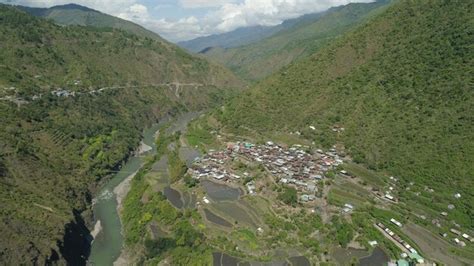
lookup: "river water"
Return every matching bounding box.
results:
[87,122,163,265]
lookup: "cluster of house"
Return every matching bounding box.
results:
[51,89,76,97]
[377,222,425,265]
[189,149,237,181]
[448,228,473,247]
[189,141,344,197]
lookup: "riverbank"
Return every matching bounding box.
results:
[88,122,163,265]
[114,170,138,212]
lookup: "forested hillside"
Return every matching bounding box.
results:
[219,0,473,226]
[0,5,242,264]
[178,12,325,53]
[202,0,390,81]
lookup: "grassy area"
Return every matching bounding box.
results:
[328,188,371,208]
[343,163,386,188]
[185,118,216,151]
[232,228,259,251]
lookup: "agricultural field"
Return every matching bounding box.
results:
[119,113,472,265]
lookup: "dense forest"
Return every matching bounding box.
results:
[0,5,242,264]
[219,0,473,227]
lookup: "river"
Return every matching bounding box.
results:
[88,113,201,265]
[87,121,165,265]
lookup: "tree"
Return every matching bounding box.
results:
[278,186,298,206]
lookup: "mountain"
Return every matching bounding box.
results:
[218,0,473,228]
[17,3,164,41]
[178,25,283,53]
[177,12,325,53]
[0,5,242,264]
[201,0,390,81]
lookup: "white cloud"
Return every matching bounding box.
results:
[158,0,374,41]
[2,0,375,42]
[179,0,238,8]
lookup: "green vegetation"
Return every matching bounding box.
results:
[0,5,242,264]
[168,150,187,183]
[203,0,390,81]
[330,216,354,248]
[218,0,474,229]
[277,186,298,206]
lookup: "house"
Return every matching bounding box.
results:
[408,252,424,264]
[390,218,403,227]
[368,240,378,247]
[300,194,310,202]
[385,194,395,201]
[450,228,461,235]
[397,259,409,266]
[344,203,354,210]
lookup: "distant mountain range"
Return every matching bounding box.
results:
[195,0,391,81]
[17,3,165,41]
[177,12,325,53]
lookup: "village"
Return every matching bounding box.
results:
[189,141,344,200]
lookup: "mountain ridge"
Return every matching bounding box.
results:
[0,4,242,264]
[201,0,390,81]
[16,3,166,42]
[177,10,328,53]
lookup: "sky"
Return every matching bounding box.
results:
[1,0,374,42]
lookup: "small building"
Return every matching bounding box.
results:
[408,252,424,264]
[300,194,310,202]
[397,259,409,266]
[450,228,461,235]
[385,194,395,201]
[390,218,403,227]
[368,240,378,247]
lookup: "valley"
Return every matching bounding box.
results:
[0,0,472,265]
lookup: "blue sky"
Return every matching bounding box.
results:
[1,0,373,42]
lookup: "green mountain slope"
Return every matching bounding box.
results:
[178,12,324,53]
[0,5,242,264]
[17,3,165,41]
[202,0,390,81]
[178,25,283,53]
[219,0,473,227]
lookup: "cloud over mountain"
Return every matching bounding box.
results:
[2,0,373,41]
